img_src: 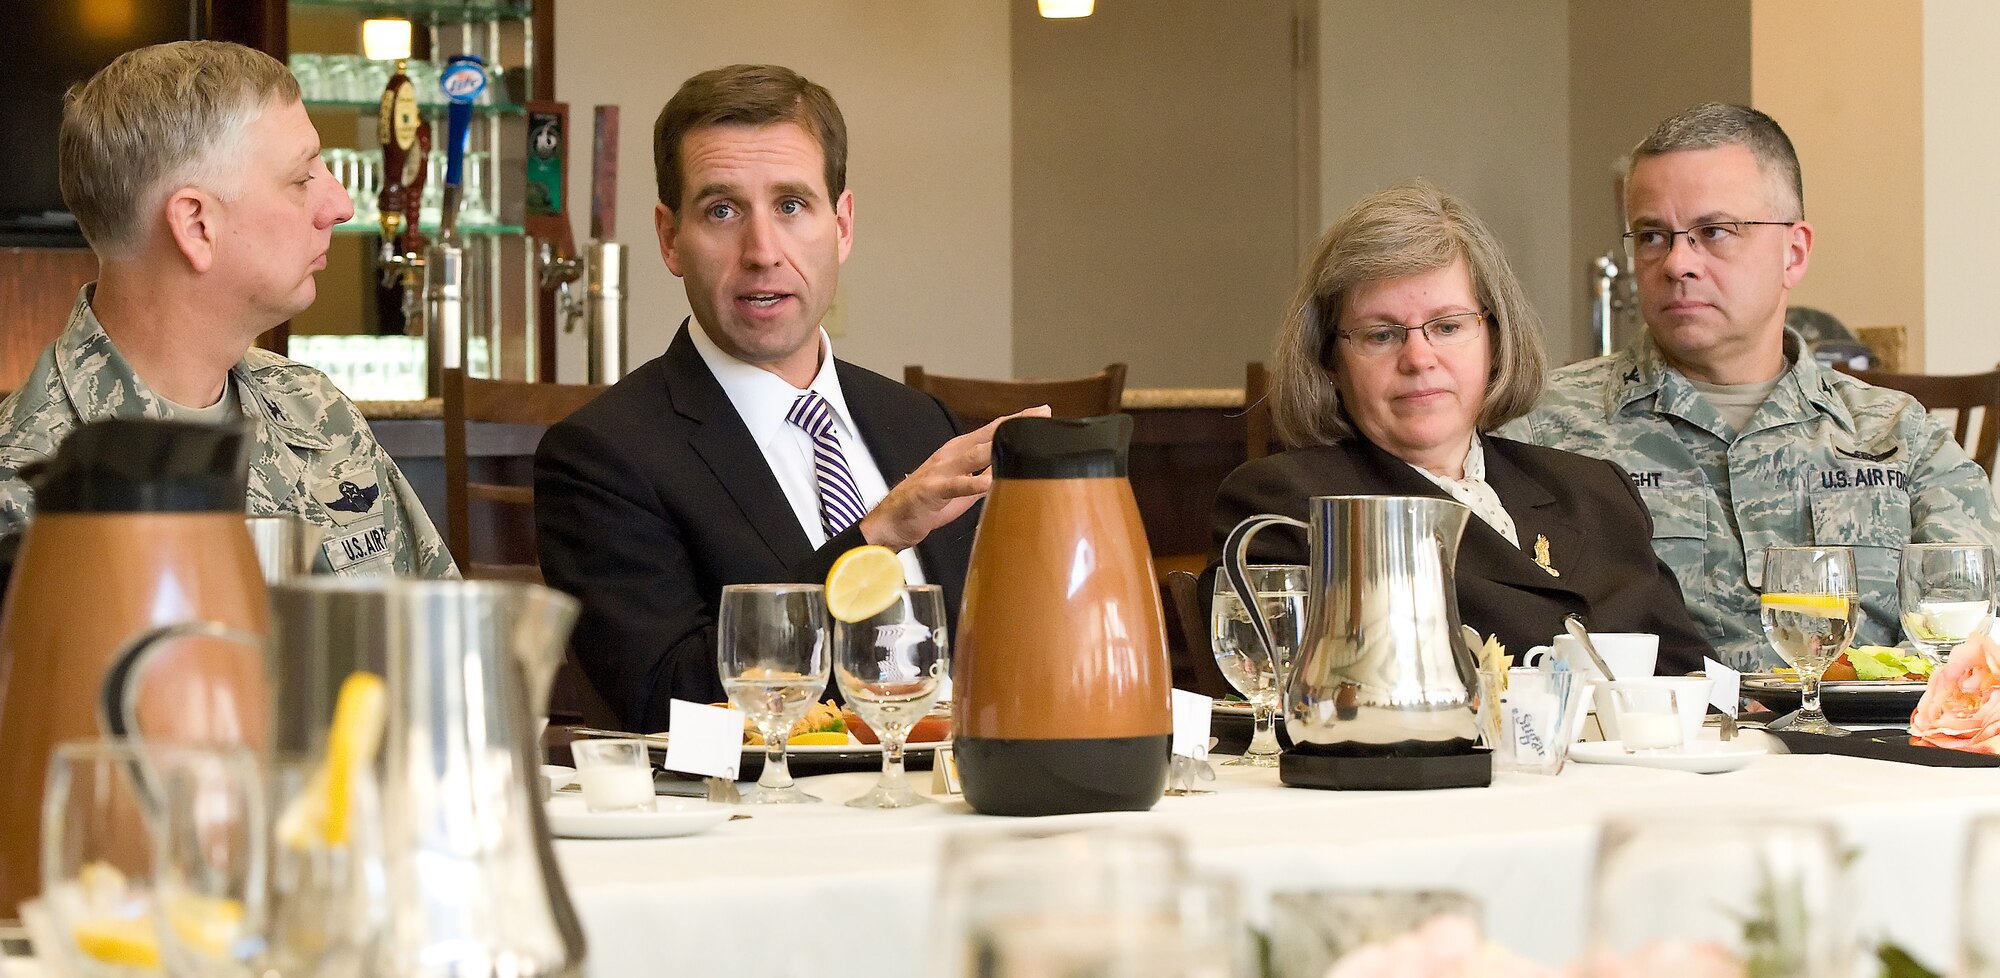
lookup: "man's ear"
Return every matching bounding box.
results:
[656,202,684,277]
[162,186,218,273]
[1781,219,1813,290]
[834,188,854,264]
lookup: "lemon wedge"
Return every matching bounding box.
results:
[825,545,906,622]
[1760,593,1851,619]
[163,894,246,957]
[788,731,849,746]
[276,671,386,850]
[72,916,160,968]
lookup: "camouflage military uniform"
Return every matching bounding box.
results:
[1498,329,2000,671]
[0,288,457,579]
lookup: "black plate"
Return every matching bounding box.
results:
[1741,678,1927,725]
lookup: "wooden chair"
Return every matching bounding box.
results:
[1835,365,2000,475]
[903,363,1128,430]
[1162,569,1232,699]
[441,368,613,727]
[1243,361,1276,461]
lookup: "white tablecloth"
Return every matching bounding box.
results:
[556,744,2000,978]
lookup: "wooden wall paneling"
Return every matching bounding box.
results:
[0,249,98,392]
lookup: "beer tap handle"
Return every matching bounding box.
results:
[438,55,487,242]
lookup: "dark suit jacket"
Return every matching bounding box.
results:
[535,322,975,731]
[1210,435,1712,675]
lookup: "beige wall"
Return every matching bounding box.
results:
[1751,0,1924,362]
[552,1,1012,382]
[1923,0,2000,376]
[1010,0,1303,387]
[1566,0,1751,364]
[1319,0,1576,363]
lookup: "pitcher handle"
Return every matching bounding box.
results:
[100,620,264,743]
[1221,514,1310,701]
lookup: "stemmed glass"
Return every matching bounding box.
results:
[832,584,947,809]
[718,583,830,805]
[1964,814,2000,978]
[38,739,164,978]
[1760,546,1860,736]
[1210,565,1308,766]
[1583,815,1849,977]
[1900,543,1996,659]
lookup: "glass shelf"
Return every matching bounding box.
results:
[332,221,524,237]
[305,98,525,115]
[290,0,531,24]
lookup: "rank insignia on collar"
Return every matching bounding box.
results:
[1622,367,1641,385]
[1533,534,1560,577]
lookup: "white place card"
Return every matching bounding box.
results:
[1703,656,1742,718]
[930,745,963,795]
[663,699,743,780]
[1171,689,1213,760]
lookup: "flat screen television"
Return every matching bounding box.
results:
[0,0,207,247]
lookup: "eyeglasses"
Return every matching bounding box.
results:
[1622,220,1795,262]
[1333,311,1487,358]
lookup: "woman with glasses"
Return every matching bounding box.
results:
[1211,180,1711,672]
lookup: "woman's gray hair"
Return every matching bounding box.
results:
[59,40,300,259]
[1269,179,1547,448]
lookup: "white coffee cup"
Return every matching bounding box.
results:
[1600,676,1711,746]
[1523,632,1660,682]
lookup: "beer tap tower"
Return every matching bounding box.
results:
[421,55,488,398]
[536,106,629,385]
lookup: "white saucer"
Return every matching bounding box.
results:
[546,793,732,839]
[543,764,576,792]
[1569,739,1767,774]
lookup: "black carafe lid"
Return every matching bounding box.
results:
[24,417,249,513]
[991,415,1131,479]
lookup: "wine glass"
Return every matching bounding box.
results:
[1583,815,1849,977]
[38,739,164,978]
[1900,543,1996,659]
[150,747,267,978]
[1210,564,1307,766]
[833,584,947,809]
[1964,814,2000,978]
[717,583,830,805]
[1760,546,1860,737]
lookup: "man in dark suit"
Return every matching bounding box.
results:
[535,65,1039,732]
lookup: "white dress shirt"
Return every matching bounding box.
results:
[689,322,927,585]
[1407,434,1520,548]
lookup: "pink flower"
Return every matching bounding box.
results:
[1322,916,1558,978]
[1909,631,2000,754]
[1565,941,1747,978]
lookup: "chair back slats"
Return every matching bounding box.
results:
[441,367,608,577]
[903,363,1127,430]
[1837,366,2000,475]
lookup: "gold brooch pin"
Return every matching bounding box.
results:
[1533,534,1560,577]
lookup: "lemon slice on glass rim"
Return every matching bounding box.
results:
[1759,592,1852,619]
[825,545,906,623]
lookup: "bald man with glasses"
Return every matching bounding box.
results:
[1500,102,2000,671]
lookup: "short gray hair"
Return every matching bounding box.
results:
[1629,102,1804,220]
[1271,179,1547,448]
[60,40,300,258]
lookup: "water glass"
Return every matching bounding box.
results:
[263,756,384,978]
[39,739,164,977]
[1583,815,1849,977]
[458,151,493,226]
[150,747,267,978]
[287,53,324,102]
[718,583,830,805]
[1760,546,1859,736]
[1267,889,1481,978]
[1610,686,1682,753]
[1477,667,1577,774]
[569,739,656,813]
[833,584,947,809]
[1901,543,1995,658]
[1966,814,2000,978]
[1210,564,1307,766]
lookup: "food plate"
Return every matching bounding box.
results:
[1740,677,1928,725]
[545,793,732,840]
[1569,739,1767,774]
[609,732,950,780]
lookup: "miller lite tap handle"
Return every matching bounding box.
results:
[438,55,486,238]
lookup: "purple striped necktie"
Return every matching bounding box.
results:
[785,391,867,538]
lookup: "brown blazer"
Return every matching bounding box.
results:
[1209,434,1713,675]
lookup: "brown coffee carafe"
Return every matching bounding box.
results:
[953,415,1171,816]
[0,418,270,914]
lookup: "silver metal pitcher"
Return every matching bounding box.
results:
[377,578,585,978]
[1223,495,1487,789]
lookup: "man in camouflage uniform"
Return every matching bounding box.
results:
[0,41,454,578]
[1499,103,1997,669]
